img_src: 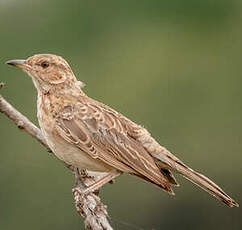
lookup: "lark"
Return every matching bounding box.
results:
[6,54,238,207]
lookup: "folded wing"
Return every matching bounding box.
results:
[55,102,173,194]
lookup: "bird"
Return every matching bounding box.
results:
[6,54,238,207]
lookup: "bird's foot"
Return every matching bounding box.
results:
[73,170,122,196]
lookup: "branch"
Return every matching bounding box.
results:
[0,83,113,230]
[0,84,50,150]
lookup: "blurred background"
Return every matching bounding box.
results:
[0,0,241,229]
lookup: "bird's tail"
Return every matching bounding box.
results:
[156,152,239,207]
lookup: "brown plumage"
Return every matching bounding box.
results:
[6,54,239,207]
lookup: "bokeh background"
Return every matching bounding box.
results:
[0,0,241,229]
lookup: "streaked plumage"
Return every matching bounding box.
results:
[6,54,239,207]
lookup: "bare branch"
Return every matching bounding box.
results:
[0,83,113,230]
[0,86,50,151]
[73,190,113,230]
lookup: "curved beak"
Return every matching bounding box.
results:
[5,59,27,70]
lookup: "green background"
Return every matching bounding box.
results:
[0,1,241,229]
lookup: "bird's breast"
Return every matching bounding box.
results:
[36,94,111,172]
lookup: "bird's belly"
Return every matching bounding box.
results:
[42,128,111,172]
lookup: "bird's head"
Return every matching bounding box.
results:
[6,54,84,94]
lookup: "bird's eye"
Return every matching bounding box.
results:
[41,61,49,68]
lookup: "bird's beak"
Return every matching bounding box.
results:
[5,59,27,70]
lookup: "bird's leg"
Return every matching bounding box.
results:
[73,170,122,195]
[74,168,90,189]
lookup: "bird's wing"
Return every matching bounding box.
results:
[55,101,172,193]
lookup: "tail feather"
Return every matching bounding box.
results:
[155,152,239,207]
[177,162,238,207]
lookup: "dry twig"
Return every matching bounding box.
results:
[0,83,113,230]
